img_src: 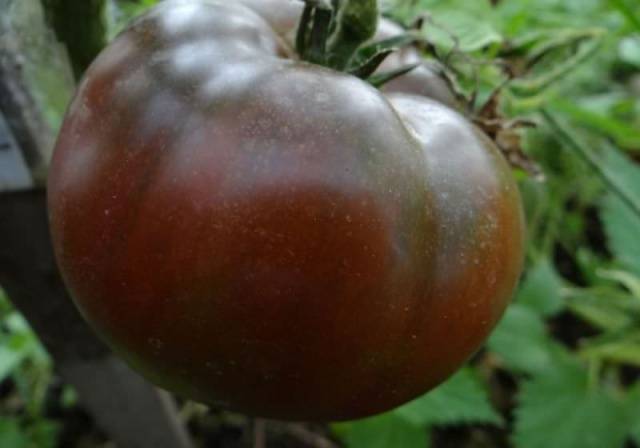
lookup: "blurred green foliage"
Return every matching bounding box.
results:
[0,290,60,448]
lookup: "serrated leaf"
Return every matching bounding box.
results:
[517,259,565,316]
[394,367,502,427]
[334,413,429,448]
[514,361,629,448]
[422,10,503,52]
[488,304,564,375]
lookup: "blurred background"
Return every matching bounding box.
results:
[0,0,639,447]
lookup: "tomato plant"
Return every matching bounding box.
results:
[48,0,524,421]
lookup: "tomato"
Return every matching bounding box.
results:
[48,0,524,421]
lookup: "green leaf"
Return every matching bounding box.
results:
[599,143,640,206]
[626,383,640,445]
[395,368,502,427]
[327,0,379,69]
[579,328,640,367]
[0,325,39,383]
[610,0,640,32]
[0,419,29,448]
[0,418,59,448]
[514,361,629,448]
[511,38,602,96]
[542,113,640,237]
[0,346,27,383]
[597,269,640,298]
[583,341,640,366]
[488,304,564,375]
[619,36,640,68]
[599,146,640,276]
[0,302,50,416]
[349,33,419,77]
[422,10,503,52]
[566,291,635,331]
[517,259,565,316]
[108,0,160,38]
[334,413,429,448]
[6,312,32,333]
[551,99,640,149]
[603,195,640,276]
[0,309,48,383]
[368,63,420,88]
[26,420,60,448]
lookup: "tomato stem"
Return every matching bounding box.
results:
[295,4,315,58]
[295,0,423,87]
[296,0,379,70]
[327,0,379,69]
[308,8,333,64]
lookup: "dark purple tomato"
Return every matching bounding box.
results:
[48,0,524,421]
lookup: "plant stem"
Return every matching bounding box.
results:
[296,4,316,59]
[295,0,378,69]
[327,0,378,69]
[587,357,602,392]
[42,0,107,78]
[253,418,266,448]
[511,38,602,96]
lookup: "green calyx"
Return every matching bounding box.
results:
[297,0,378,68]
[327,0,379,69]
[295,0,420,86]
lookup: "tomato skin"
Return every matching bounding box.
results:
[236,0,302,36]
[48,1,524,421]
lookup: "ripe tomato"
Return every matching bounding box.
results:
[48,0,524,421]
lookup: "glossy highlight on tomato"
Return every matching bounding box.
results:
[48,0,525,421]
